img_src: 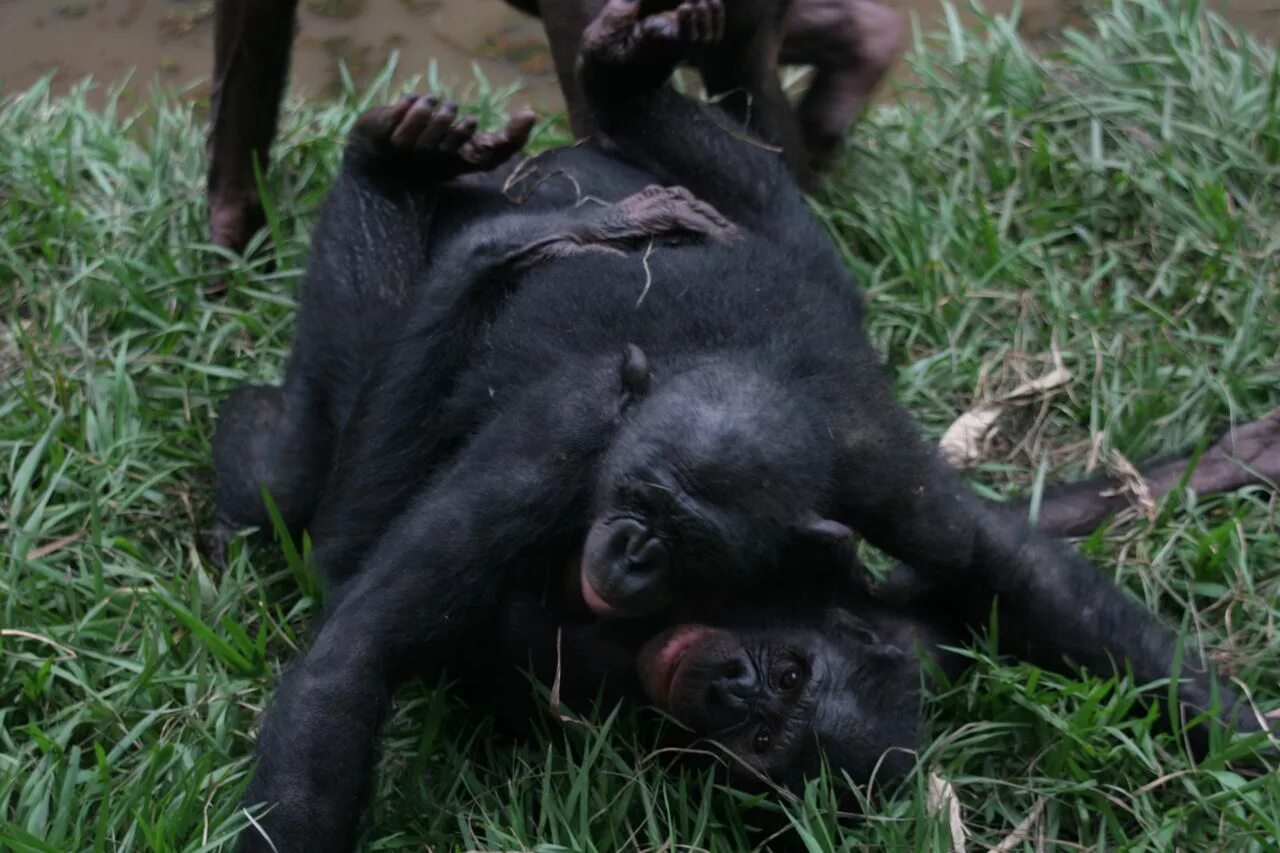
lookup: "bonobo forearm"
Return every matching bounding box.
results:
[241,374,619,850]
[973,520,1258,743]
[240,643,388,853]
[838,413,1258,746]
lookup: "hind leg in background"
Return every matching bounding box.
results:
[783,0,904,173]
[207,0,299,295]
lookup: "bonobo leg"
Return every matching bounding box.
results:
[310,181,739,583]
[239,374,618,853]
[524,0,889,183]
[209,382,328,566]
[834,396,1274,750]
[689,0,814,183]
[531,0,605,139]
[781,0,904,173]
[878,410,1280,600]
[577,0,828,249]
[1029,408,1280,537]
[209,97,535,562]
[207,0,299,293]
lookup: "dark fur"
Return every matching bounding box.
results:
[203,0,903,275]
[214,3,1273,850]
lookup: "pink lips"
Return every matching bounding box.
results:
[642,624,713,706]
[579,564,618,616]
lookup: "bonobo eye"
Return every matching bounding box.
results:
[771,655,807,693]
[752,726,773,753]
[778,664,804,693]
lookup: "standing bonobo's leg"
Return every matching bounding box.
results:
[238,376,618,853]
[531,0,606,138]
[781,0,904,173]
[834,393,1273,752]
[207,0,299,290]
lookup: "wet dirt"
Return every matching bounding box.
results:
[0,0,1276,112]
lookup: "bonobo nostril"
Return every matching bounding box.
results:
[626,536,668,575]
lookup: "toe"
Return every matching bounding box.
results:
[438,117,477,155]
[390,95,439,148]
[416,101,458,149]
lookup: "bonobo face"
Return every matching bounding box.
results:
[582,362,850,616]
[636,608,923,787]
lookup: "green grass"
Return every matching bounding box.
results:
[2,0,1278,849]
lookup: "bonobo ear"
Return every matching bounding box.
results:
[619,343,652,411]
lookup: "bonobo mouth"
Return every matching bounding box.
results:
[637,624,718,708]
[579,563,618,616]
[579,516,673,618]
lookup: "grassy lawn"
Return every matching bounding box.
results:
[2,0,1277,849]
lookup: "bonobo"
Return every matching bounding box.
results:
[205,0,901,267]
[487,411,1280,788]
[213,2,1274,850]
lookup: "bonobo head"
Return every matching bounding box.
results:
[636,605,924,788]
[582,351,852,616]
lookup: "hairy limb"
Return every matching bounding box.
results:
[210,97,533,560]
[1027,409,1280,537]
[690,0,814,183]
[577,0,821,239]
[836,395,1269,749]
[208,382,330,566]
[239,377,617,853]
[781,0,904,173]
[207,0,299,290]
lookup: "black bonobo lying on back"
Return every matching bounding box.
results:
[211,1,1276,849]
[488,409,1280,791]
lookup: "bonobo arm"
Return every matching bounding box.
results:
[239,374,617,853]
[310,185,738,582]
[835,394,1269,748]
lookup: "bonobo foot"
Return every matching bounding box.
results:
[454,184,740,277]
[347,94,537,184]
[205,189,267,298]
[1191,407,1280,491]
[208,191,265,261]
[581,0,725,90]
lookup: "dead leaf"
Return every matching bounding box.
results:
[926,771,967,852]
[939,364,1073,469]
[1100,449,1157,521]
[26,531,86,561]
[990,797,1046,852]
